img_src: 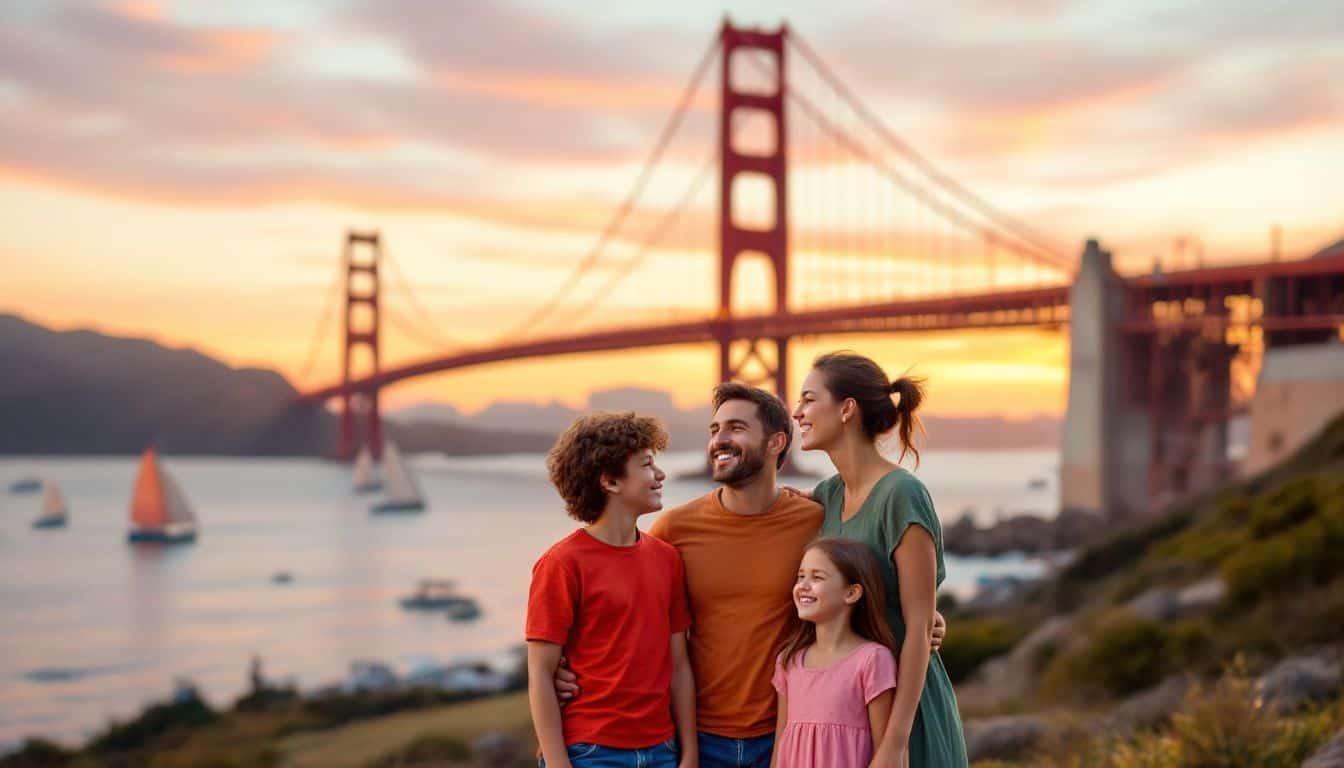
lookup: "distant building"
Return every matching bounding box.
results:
[1246,342,1344,474]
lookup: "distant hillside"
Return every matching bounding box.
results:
[392,392,1062,452]
[0,314,553,456]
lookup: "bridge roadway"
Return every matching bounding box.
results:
[297,284,1071,401]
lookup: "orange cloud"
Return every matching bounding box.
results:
[153,28,277,75]
[113,0,163,23]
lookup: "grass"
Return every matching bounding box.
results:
[278,691,533,768]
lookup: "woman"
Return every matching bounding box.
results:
[792,351,968,768]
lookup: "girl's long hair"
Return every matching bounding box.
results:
[778,537,899,669]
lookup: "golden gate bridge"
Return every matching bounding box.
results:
[293,21,1344,519]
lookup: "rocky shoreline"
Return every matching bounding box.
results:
[943,508,1109,557]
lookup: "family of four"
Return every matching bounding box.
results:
[526,351,969,768]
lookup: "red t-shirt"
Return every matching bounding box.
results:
[526,528,692,748]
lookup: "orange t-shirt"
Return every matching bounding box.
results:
[649,490,823,738]
[526,529,692,749]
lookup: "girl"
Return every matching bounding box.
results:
[769,537,899,768]
[793,351,969,768]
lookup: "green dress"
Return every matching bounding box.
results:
[814,468,969,768]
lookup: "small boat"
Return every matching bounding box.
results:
[352,445,381,493]
[400,579,474,611]
[8,477,41,494]
[31,481,68,529]
[127,447,198,543]
[446,601,482,622]
[371,442,425,513]
[1027,477,1048,490]
[271,571,294,585]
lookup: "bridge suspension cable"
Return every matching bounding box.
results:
[558,145,718,328]
[297,261,345,384]
[383,247,462,349]
[501,33,721,340]
[786,31,1071,271]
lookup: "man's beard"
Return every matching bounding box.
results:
[709,438,769,487]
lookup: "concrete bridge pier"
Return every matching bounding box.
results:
[1059,239,1151,521]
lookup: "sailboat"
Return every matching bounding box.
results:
[127,447,198,543]
[31,481,68,528]
[371,441,425,514]
[352,445,381,493]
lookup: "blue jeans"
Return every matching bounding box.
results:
[540,739,679,768]
[697,731,775,768]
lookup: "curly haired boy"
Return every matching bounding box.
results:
[526,412,696,768]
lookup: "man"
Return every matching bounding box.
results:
[557,384,945,768]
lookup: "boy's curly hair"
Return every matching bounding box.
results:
[546,412,668,523]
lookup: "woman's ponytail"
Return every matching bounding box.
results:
[890,376,925,467]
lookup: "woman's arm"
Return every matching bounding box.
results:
[527,641,572,768]
[768,691,788,768]
[669,632,698,768]
[867,689,895,755]
[870,526,938,768]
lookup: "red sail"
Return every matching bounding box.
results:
[129,447,167,530]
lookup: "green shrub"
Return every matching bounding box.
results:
[1250,476,1320,536]
[0,739,75,767]
[1085,617,1170,696]
[1149,526,1244,568]
[1221,510,1341,602]
[1169,661,1338,768]
[90,691,216,753]
[1062,509,1194,584]
[938,618,1028,683]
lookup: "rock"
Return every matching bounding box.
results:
[944,509,1107,556]
[963,715,1048,762]
[959,616,1074,710]
[1109,676,1188,728]
[1126,588,1181,622]
[1304,727,1344,768]
[473,730,523,767]
[1176,577,1225,610]
[1254,654,1342,712]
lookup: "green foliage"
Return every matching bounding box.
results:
[1221,490,1344,602]
[1061,509,1194,584]
[363,733,472,767]
[1086,617,1170,696]
[0,739,75,767]
[938,618,1028,683]
[1021,664,1344,768]
[1040,613,1212,700]
[89,691,216,753]
[1249,476,1320,536]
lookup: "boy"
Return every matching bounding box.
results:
[527,412,697,768]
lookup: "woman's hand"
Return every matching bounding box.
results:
[781,485,813,501]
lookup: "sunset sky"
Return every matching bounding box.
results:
[2,0,1341,417]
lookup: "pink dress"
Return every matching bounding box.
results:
[771,641,898,768]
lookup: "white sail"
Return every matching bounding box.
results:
[353,446,377,489]
[160,466,198,527]
[39,481,67,520]
[380,442,422,505]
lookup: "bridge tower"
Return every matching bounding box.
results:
[337,230,384,461]
[717,21,791,399]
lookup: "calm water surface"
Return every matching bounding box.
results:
[0,449,1057,749]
